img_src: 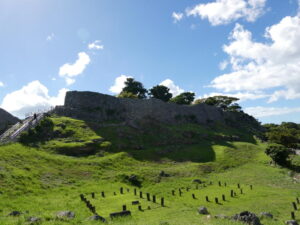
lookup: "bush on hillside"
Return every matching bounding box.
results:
[19,117,54,145]
[265,145,289,166]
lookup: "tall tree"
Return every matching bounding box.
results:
[120,78,147,99]
[149,85,172,102]
[195,96,241,112]
[170,92,195,105]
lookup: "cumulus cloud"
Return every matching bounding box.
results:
[88,40,104,50]
[0,81,4,87]
[211,14,300,102]
[172,12,184,23]
[59,52,90,85]
[186,0,266,26]
[1,81,68,118]
[160,79,184,97]
[245,106,300,118]
[219,60,229,70]
[109,75,132,94]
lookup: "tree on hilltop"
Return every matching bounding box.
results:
[149,85,172,102]
[120,78,147,99]
[195,96,242,112]
[170,92,195,105]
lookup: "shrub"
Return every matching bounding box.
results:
[265,145,289,166]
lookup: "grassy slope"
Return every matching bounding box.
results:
[0,116,299,225]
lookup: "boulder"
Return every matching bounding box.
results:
[159,171,170,177]
[198,206,209,215]
[56,211,75,219]
[8,211,22,216]
[286,221,299,225]
[27,217,41,223]
[214,214,228,219]
[192,179,202,184]
[260,212,273,219]
[232,211,261,225]
[88,214,106,222]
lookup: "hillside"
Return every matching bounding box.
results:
[0,114,300,225]
[0,108,19,135]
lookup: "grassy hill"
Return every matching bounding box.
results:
[0,115,299,224]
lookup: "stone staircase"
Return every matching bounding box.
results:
[0,113,45,143]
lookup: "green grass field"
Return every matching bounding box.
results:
[0,116,299,224]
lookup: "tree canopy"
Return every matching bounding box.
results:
[170,92,195,105]
[149,85,172,102]
[263,122,300,148]
[120,78,147,99]
[195,96,242,112]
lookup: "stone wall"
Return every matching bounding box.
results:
[54,91,225,124]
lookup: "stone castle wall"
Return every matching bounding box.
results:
[54,91,225,124]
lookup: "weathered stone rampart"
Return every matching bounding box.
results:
[54,91,225,125]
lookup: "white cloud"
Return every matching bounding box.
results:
[186,0,266,26]
[172,12,184,23]
[245,106,300,118]
[0,81,4,87]
[59,52,91,86]
[1,81,68,118]
[46,33,55,41]
[88,40,104,50]
[219,60,229,70]
[211,14,300,102]
[109,75,132,94]
[160,79,184,97]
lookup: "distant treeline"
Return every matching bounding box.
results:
[118,77,242,112]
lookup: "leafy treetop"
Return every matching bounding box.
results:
[149,85,172,102]
[170,92,195,105]
[120,78,147,99]
[195,95,242,112]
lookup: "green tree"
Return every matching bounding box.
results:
[117,91,138,99]
[195,96,241,112]
[120,78,147,99]
[265,145,289,166]
[170,92,195,105]
[149,85,172,102]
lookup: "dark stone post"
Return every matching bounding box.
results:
[292,202,298,210]
[101,191,105,197]
[122,205,127,211]
[161,197,165,207]
[205,196,209,202]
[147,193,150,201]
[120,187,124,194]
[291,211,295,220]
[172,190,175,196]
[139,191,143,198]
[192,194,196,199]
[91,192,95,199]
[222,194,226,201]
[215,197,219,204]
[237,183,240,189]
[153,195,156,203]
[218,181,221,187]
[134,188,137,196]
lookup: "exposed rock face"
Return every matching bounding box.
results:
[54,91,225,124]
[0,108,19,134]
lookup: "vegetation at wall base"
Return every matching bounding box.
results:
[0,115,300,224]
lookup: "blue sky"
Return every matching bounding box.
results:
[0,0,299,123]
